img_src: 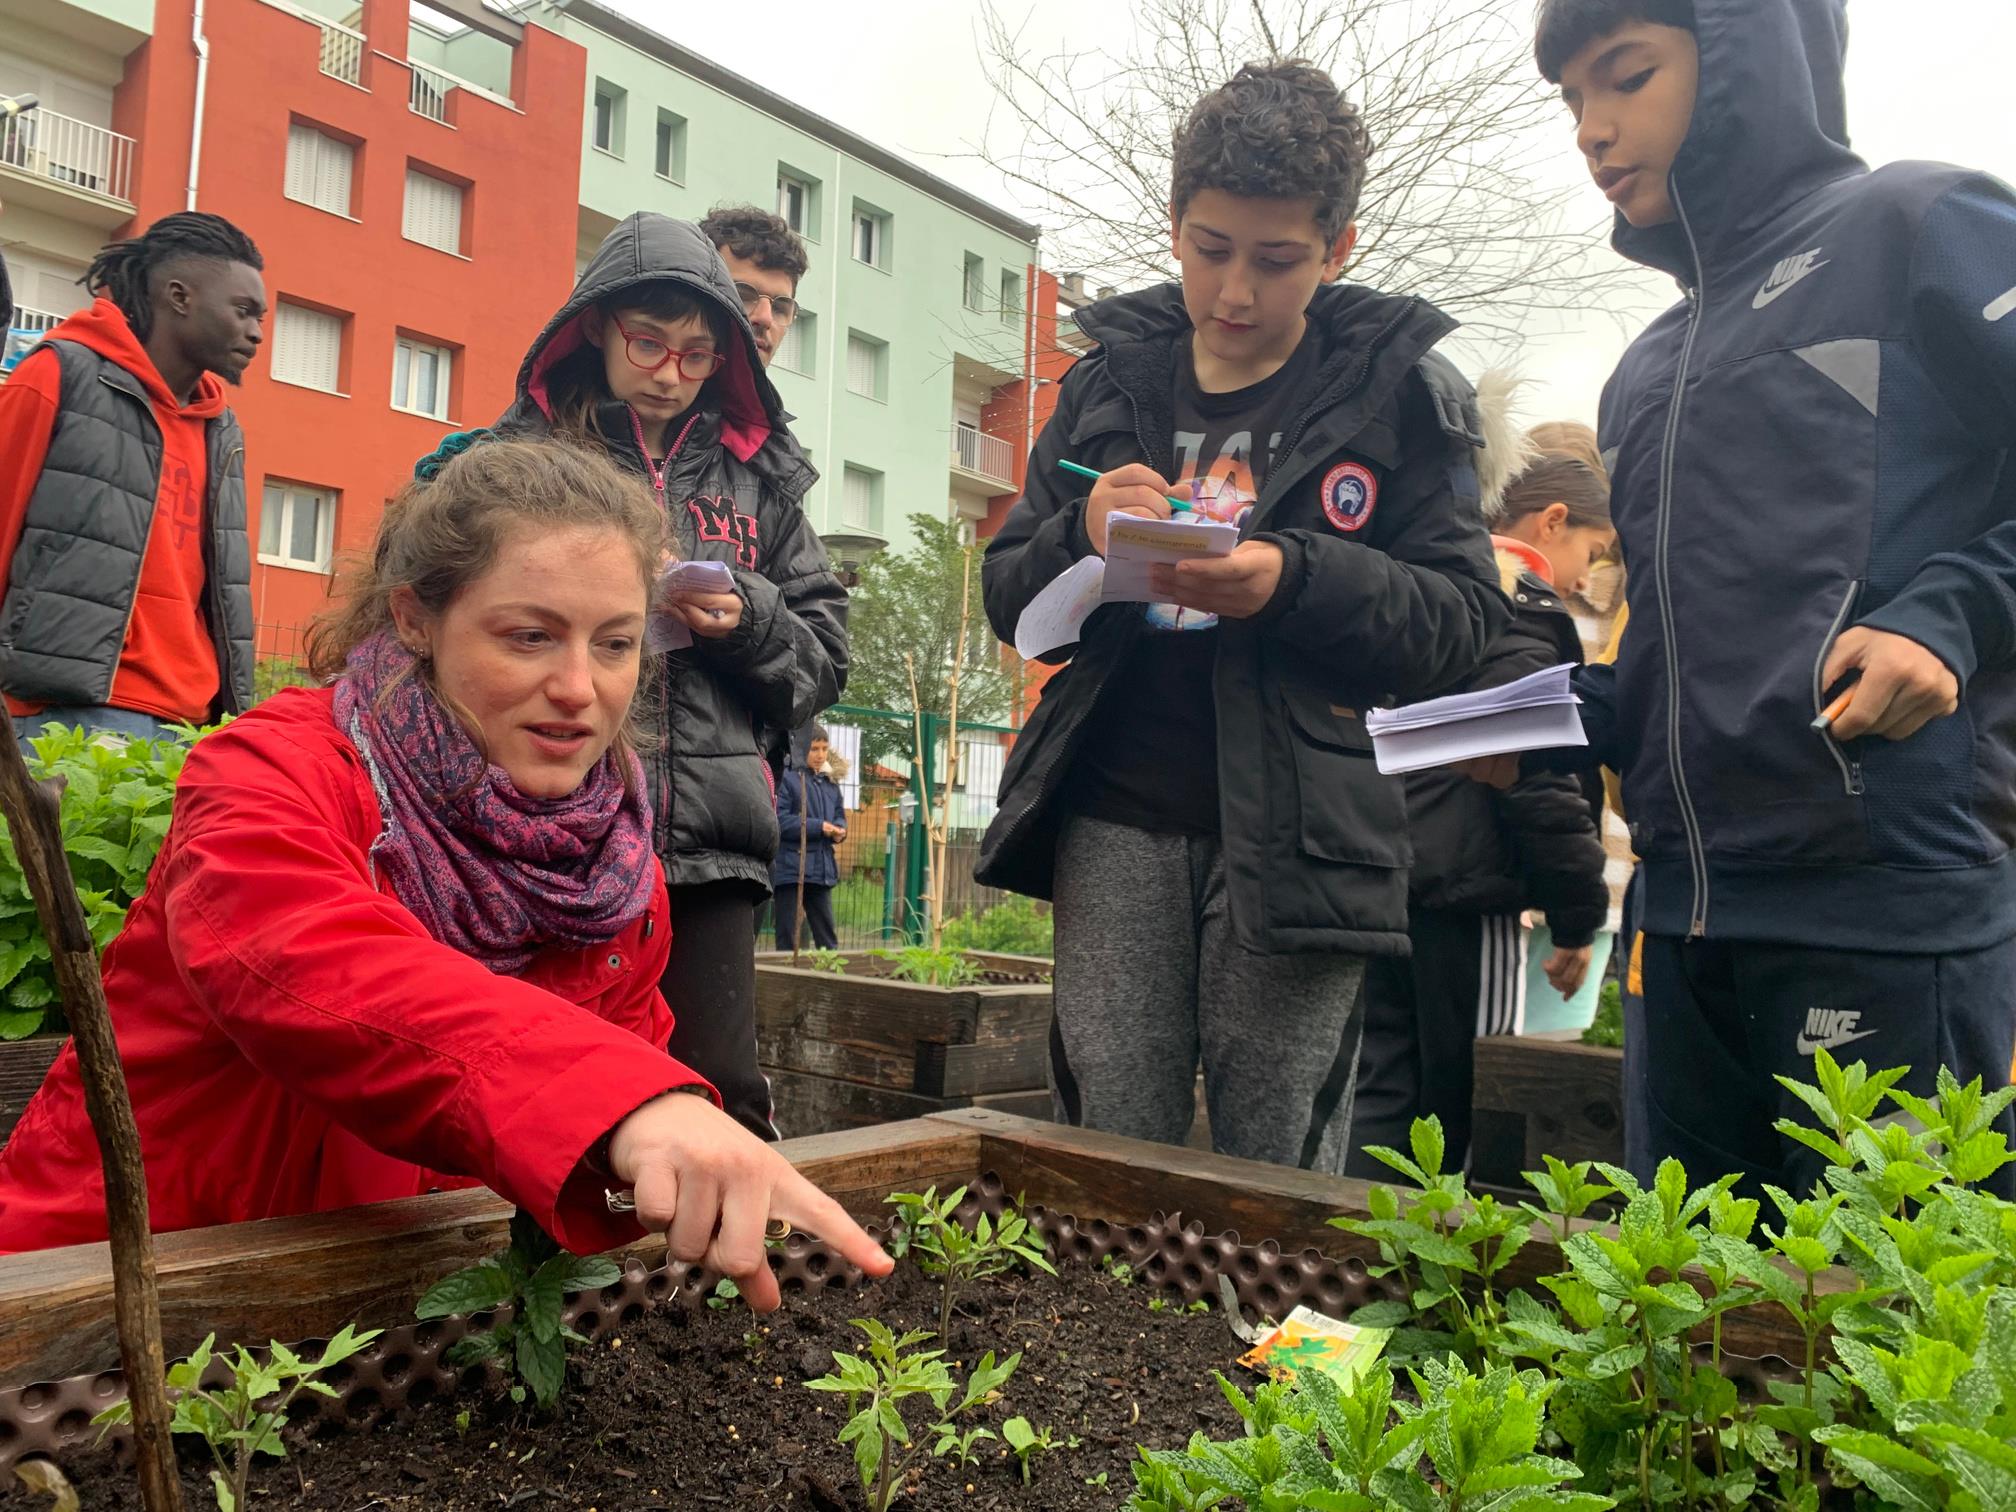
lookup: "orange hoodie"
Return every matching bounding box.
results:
[0,298,225,724]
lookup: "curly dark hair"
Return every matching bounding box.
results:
[1170,60,1372,240]
[84,212,263,341]
[700,204,810,285]
[1533,0,1696,84]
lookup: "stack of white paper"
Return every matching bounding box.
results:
[1012,514,1242,659]
[648,559,738,652]
[1365,663,1585,775]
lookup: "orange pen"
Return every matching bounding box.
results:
[1812,686,1855,732]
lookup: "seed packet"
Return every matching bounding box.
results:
[1236,1306,1391,1389]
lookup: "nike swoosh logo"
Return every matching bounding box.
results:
[1985,286,2016,322]
[1795,1027,1879,1056]
[1753,262,1831,310]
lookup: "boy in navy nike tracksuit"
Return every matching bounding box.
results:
[1528,0,2016,1197]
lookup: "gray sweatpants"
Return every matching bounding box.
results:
[1050,813,1368,1172]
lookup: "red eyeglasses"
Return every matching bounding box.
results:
[616,324,728,380]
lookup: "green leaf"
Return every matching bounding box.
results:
[1002,1416,1037,1453]
[444,1331,508,1367]
[523,1256,572,1343]
[514,1327,565,1408]
[1409,1117,1446,1182]
[210,1470,236,1512]
[556,1255,623,1292]
[415,1260,519,1320]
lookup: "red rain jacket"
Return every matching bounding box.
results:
[0,686,711,1255]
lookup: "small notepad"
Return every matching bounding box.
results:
[1365,663,1586,775]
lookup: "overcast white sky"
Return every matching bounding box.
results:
[609,0,2016,425]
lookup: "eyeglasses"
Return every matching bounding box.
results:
[734,282,800,324]
[617,325,729,380]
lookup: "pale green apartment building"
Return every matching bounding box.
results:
[470,0,1045,566]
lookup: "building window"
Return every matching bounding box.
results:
[775,307,815,375]
[846,330,887,401]
[1000,269,1023,328]
[962,253,985,313]
[851,202,889,269]
[654,109,687,181]
[283,123,354,217]
[401,168,464,255]
[592,80,625,156]
[777,170,815,236]
[270,302,344,393]
[841,464,883,533]
[259,481,337,573]
[391,335,452,420]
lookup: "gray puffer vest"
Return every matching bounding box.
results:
[0,339,254,717]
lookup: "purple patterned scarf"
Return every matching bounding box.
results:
[332,631,657,973]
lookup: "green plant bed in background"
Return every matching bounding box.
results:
[941,895,1053,958]
[0,722,208,1041]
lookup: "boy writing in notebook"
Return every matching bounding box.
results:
[978,60,1508,1172]
[1510,0,2016,1194]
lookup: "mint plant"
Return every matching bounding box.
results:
[886,1184,1056,1339]
[1129,1353,1607,1511]
[804,1319,1019,1512]
[415,1208,621,1409]
[93,1324,380,1511]
[1330,1115,1531,1357]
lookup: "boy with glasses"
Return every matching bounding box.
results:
[702,205,809,370]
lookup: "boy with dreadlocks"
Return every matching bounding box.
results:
[0,212,267,740]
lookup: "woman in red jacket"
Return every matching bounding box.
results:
[0,440,888,1308]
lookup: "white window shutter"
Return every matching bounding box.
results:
[847,335,878,398]
[284,125,314,204]
[403,170,462,254]
[274,303,341,391]
[286,126,352,215]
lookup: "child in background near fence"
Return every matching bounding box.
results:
[978,60,1509,1172]
[773,725,847,951]
[414,213,846,1144]
[1348,455,1613,1175]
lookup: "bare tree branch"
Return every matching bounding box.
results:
[973,0,1625,342]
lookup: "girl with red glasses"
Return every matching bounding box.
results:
[416,212,846,1146]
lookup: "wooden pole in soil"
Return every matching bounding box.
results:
[0,723,182,1512]
[790,767,809,967]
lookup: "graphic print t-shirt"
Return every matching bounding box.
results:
[1066,325,1322,836]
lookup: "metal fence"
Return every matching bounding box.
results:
[758,704,1036,952]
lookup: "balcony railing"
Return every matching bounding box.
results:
[952,424,1016,488]
[409,60,453,121]
[9,307,66,335]
[317,16,365,85]
[0,110,134,205]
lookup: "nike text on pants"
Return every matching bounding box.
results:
[1637,933,2016,1200]
[1049,813,1367,1172]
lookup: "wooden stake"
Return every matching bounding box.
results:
[790,766,809,967]
[0,724,182,1512]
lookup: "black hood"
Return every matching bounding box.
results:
[1617,0,1865,281]
[505,212,789,465]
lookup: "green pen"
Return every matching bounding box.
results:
[1057,458,1192,513]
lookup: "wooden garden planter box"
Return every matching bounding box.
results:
[0,1106,1820,1402]
[1470,1030,1626,1193]
[754,949,1055,1134]
[0,1033,64,1152]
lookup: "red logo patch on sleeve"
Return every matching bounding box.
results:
[1320,462,1378,533]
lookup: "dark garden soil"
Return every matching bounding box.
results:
[5,1258,1256,1511]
